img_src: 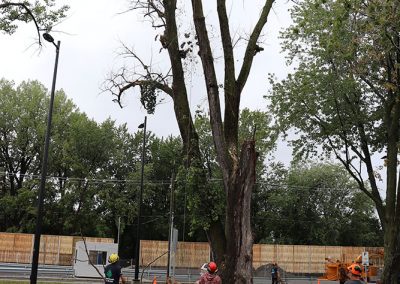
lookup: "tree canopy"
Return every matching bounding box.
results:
[254,162,382,246]
[0,79,180,246]
[0,0,68,45]
[269,0,400,282]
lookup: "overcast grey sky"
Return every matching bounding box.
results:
[0,0,294,163]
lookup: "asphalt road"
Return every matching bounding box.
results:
[0,263,341,283]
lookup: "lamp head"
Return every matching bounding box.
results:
[138,123,145,129]
[43,33,55,43]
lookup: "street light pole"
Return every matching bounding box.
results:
[134,116,147,282]
[30,34,60,284]
[167,173,175,280]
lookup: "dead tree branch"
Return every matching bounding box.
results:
[79,233,105,281]
[103,43,173,111]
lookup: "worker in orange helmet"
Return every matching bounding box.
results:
[197,261,221,284]
[345,263,365,284]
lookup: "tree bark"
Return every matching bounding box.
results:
[381,99,400,284]
[206,220,226,266]
[191,1,272,282]
[163,0,200,167]
[382,222,400,284]
[224,141,256,284]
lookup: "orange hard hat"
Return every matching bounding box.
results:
[207,261,218,273]
[347,264,362,276]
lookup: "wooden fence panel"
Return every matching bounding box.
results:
[140,240,210,268]
[0,250,24,263]
[0,233,15,251]
[59,236,73,254]
[325,246,342,262]
[14,251,31,263]
[342,246,364,264]
[44,253,58,265]
[253,244,274,269]
[0,232,113,265]
[140,240,169,267]
[44,235,59,254]
[177,242,209,268]
[276,245,294,273]
[13,234,32,252]
[59,253,73,266]
[292,245,310,274]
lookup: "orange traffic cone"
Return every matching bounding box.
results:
[152,276,157,284]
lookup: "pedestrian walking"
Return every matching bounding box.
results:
[271,263,280,284]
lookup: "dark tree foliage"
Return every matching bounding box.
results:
[253,163,382,247]
[269,0,400,282]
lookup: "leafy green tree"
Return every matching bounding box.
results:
[194,107,277,179]
[52,118,121,235]
[269,0,399,281]
[94,123,139,238]
[0,79,119,236]
[0,79,46,195]
[252,162,288,243]
[0,79,80,232]
[114,134,183,259]
[0,79,47,232]
[0,78,184,245]
[0,0,68,45]
[255,163,382,246]
[143,135,182,232]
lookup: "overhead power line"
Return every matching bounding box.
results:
[0,171,362,191]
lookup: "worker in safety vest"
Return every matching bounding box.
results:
[345,263,365,284]
[104,253,126,284]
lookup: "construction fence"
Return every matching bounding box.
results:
[0,232,113,265]
[140,240,384,274]
[0,233,383,274]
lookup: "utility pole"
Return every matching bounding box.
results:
[133,116,147,282]
[167,172,175,279]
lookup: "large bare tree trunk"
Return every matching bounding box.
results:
[191,1,273,282]
[224,141,257,283]
[382,223,400,284]
[108,1,274,282]
[381,100,400,284]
